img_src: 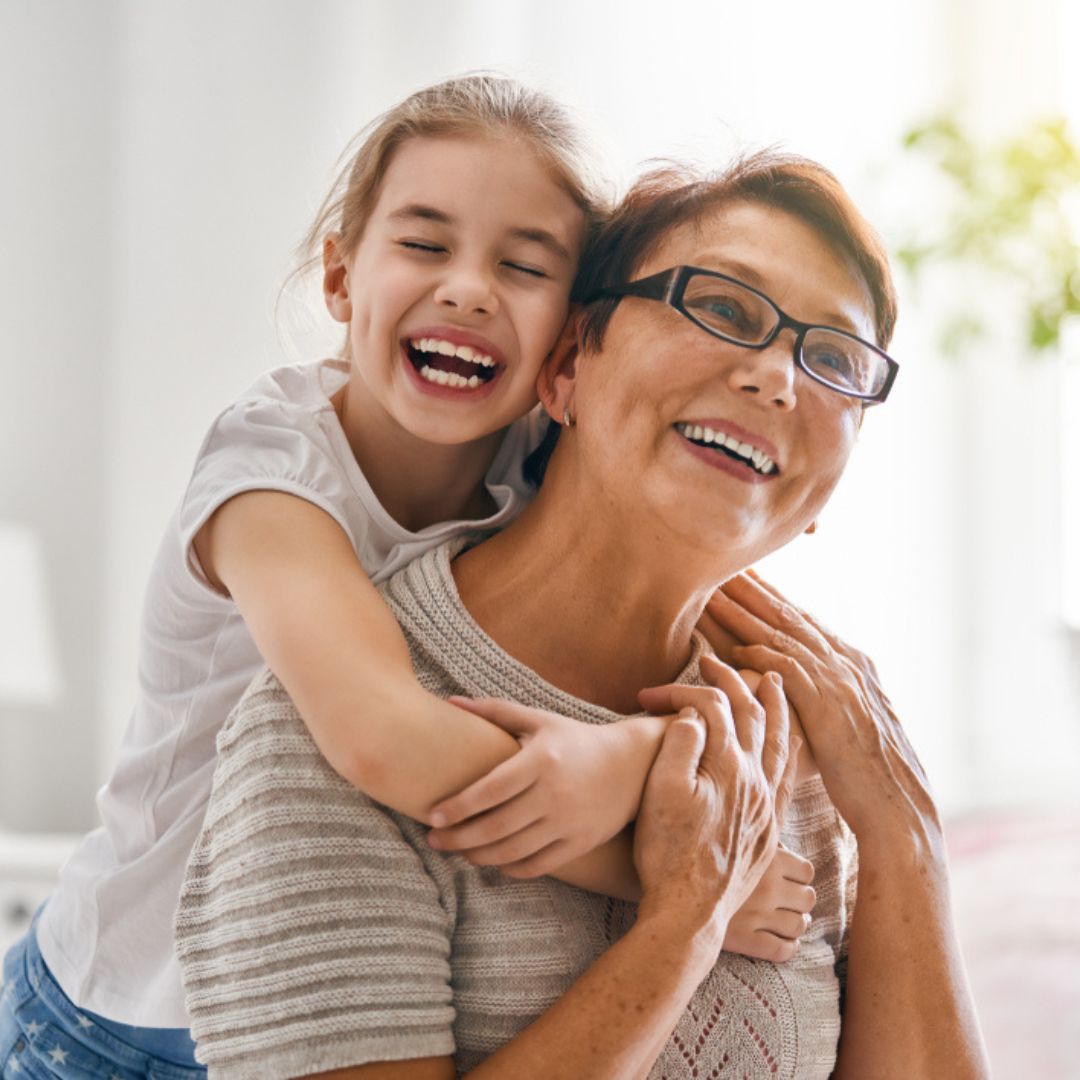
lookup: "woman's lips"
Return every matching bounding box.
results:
[675,425,779,484]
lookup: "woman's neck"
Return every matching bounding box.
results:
[333,380,503,532]
[452,480,727,713]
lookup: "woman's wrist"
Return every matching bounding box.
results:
[631,902,728,975]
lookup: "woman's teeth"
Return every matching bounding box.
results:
[411,338,496,368]
[675,421,776,475]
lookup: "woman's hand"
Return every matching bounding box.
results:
[426,699,647,878]
[633,655,799,938]
[707,572,940,846]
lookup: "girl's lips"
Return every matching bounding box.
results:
[400,343,503,401]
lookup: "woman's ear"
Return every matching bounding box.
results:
[537,307,584,424]
[323,233,351,324]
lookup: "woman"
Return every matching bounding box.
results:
[173,153,988,1079]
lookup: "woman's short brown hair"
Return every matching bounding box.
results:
[576,150,897,351]
[524,151,897,486]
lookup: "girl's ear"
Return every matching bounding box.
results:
[537,308,584,424]
[323,233,351,323]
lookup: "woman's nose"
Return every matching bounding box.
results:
[726,335,797,410]
[433,263,499,317]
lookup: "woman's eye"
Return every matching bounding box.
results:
[692,294,756,332]
[400,240,445,254]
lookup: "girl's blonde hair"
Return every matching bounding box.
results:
[292,73,610,295]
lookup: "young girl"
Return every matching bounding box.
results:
[0,75,812,1078]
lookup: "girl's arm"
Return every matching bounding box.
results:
[195,489,639,896]
[238,666,793,1080]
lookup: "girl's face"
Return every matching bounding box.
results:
[324,134,587,445]
[554,200,873,570]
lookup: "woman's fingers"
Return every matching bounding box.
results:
[653,708,709,790]
[428,750,535,828]
[428,787,539,852]
[699,654,765,755]
[730,644,819,728]
[714,575,830,660]
[752,668,791,791]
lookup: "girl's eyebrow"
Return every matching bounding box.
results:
[389,203,571,263]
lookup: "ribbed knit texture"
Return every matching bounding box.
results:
[176,541,857,1079]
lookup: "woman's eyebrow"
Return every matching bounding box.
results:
[696,253,862,334]
[388,204,571,262]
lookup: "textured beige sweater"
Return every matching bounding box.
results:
[175,542,857,1079]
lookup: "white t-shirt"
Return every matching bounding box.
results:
[36,358,545,1028]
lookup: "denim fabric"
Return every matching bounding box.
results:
[0,918,205,1079]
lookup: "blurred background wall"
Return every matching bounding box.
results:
[2,0,1075,832]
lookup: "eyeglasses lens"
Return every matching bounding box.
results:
[683,273,887,398]
[801,329,887,396]
[683,275,773,345]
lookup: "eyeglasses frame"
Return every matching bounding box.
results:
[598,265,899,404]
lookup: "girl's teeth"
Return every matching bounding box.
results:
[411,338,495,367]
[419,365,482,390]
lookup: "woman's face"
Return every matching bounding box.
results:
[564,199,875,570]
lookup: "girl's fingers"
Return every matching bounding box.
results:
[456,818,556,868]
[499,838,571,880]
[428,751,536,827]
[774,847,815,886]
[781,883,817,914]
[447,696,544,737]
[752,933,800,964]
[428,787,539,851]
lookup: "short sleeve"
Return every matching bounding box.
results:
[178,394,359,595]
[175,671,456,1079]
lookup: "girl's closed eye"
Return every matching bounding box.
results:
[503,259,548,279]
[399,239,447,254]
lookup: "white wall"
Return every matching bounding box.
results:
[1,0,1076,831]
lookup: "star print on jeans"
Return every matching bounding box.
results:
[48,1045,69,1065]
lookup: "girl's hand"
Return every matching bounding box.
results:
[426,699,645,879]
[633,655,799,936]
[721,845,815,962]
[707,572,940,845]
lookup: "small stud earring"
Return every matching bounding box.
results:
[804,521,817,535]
[562,407,575,428]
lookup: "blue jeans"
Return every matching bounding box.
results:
[0,916,205,1079]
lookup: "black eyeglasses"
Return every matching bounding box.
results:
[599,265,899,404]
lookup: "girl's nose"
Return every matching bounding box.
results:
[726,334,797,411]
[433,265,499,317]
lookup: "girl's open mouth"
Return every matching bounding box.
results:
[403,336,503,390]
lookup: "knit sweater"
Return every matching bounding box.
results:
[175,541,858,1079]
